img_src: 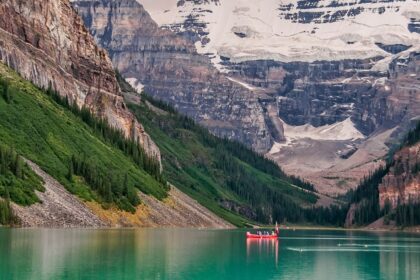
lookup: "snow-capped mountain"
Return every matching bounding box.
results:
[73,0,419,195]
[141,0,419,68]
[138,0,420,195]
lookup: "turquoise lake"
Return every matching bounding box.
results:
[0,228,419,279]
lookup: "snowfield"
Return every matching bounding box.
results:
[269,117,365,154]
[283,118,365,142]
[140,0,420,67]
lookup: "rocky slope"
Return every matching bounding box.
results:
[14,160,232,228]
[70,0,419,195]
[12,160,107,228]
[0,0,159,159]
[71,0,278,152]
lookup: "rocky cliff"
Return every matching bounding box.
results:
[0,0,160,159]
[72,0,420,194]
[379,142,420,210]
[71,0,277,153]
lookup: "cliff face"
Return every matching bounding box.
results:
[71,0,276,153]
[379,142,420,210]
[0,0,160,159]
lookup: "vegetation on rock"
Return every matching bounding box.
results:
[0,63,168,215]
[126,82,347,227]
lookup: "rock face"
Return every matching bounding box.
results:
[224,57,399,134]
[0,0,160,159]
[71,0,275,152]
[134,0,420,195]
[71,0,420,193]
[141,0,420,64]
[379,142,420,210]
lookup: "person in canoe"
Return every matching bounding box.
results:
[246,222,280,239]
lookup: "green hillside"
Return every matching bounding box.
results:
[0,63,167,214]
[0,62,348,227]
[125,82,347,227]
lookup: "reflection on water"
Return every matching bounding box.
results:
[246,238,279,267]
[0,228,419,279]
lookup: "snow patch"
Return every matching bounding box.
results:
[140,0,420,68]
[227,77,256,90]
[269,118,365,154]
[126,78,144,93]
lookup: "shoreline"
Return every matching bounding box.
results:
[248,223,420,234]
[1,224,420,234]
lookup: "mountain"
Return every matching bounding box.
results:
[0,0,343,227]
[75,0,420,195]
[120,75,348,226]
[71,0,278,153]
[345,121,420,229]
[141,0,419,63]
[0,60,236,228]
[0,0,234,228]
[0,0,159,159]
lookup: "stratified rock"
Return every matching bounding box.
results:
[72,0,274,153]
[0,0,160,160]
[379,142,420,210]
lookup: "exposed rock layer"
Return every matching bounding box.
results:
[0,0,160,159]
[72,0,274,152]
[379,142,420,210]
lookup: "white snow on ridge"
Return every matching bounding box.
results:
[126,78,145,93]
[283,118,365,142]
[139,0,420,66]
[269,117,365,154]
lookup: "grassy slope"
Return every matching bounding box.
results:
[129,97,319,227]
[0,63,167,205]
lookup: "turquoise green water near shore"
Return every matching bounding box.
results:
[0,228,419,279]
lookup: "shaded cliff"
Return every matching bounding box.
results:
[379,140,420,210]
[345,121,420,227]
[71,0,277,153]
[0,0,160,159]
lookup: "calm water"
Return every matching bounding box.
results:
[0,228,419,280]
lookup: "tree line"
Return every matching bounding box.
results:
[140,93,348,226]
[68,154,140,213]
[0,77,12,103]
[0,145,30,225]
[142,93,316,192]
[44,83,164,185]
[347,121,420,227]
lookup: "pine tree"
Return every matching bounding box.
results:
[123,174,129,197]
[14,154,23,179]
[67,161,74,182]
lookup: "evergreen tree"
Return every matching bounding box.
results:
[14,154,23,179]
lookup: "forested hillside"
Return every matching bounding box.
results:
[346,121,420,227]
[0,61,348,227]
[0,144,44,224]
[0,62,168,222]
[121,78,347,227]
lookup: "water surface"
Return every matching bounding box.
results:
[0,228,419,279]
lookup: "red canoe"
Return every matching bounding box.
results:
[246,232,278,239]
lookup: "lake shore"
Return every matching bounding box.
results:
[250,224,420,234]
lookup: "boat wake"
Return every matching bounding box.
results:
[286,245,420,253]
